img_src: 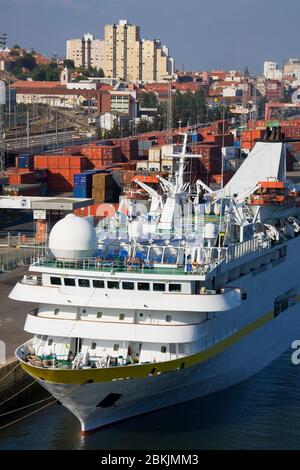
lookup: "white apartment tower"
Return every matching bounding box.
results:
[66,33,104,70]
[103,19,173,82]
[263,61,282,80]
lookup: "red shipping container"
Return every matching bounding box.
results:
[8,170,36,185]
[34,155,49,169]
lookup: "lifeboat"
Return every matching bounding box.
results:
[247,181,297,223]
[248,181,295,207]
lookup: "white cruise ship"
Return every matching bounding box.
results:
[10,131,300,433]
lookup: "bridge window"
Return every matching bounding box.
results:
[178,344,184,354]
[161,346,167,353]
[119,313,125,320]
[50,276,61,285]
[54,309,60,315]
[79,279,90,288]
[122,281,135,290]
[93,280,104,288]
[97,311,102,318]
[138,282,150,291]
[48,339,53,346]
[107,281,119,289]
[166,315,172,322]
[113,344,119,351]
[153,283,165,292]
[169,283,181,292]
[91,342,97,350]
[64,278,75,287]
[170,343,176,354]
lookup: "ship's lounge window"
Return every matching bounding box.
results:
[161,346,167,353]
[166,315,172,322]
[50,276,61,286]
[64,278,76,287]
[122,281,134,290]
[91,342,97,350]
[107,281,119,289]
[178,343,184,354]
[93,280,104,288]
[113,344,119,351]
[78,279,90,288]
[119,314,125,320]
[170,343,176,354]
[169,283,181,292]
[153,283,165,292]
[138,282,150,291]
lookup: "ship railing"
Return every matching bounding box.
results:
[32,238,271,275]
[224,237,271,263]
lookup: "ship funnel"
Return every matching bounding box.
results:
[263,127,271,140]
[270,126,277,141]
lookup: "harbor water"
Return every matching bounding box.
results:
[0,349,300,450]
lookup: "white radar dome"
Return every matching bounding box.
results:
[49,214,98,260]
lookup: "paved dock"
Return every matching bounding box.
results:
[0,266,36,362]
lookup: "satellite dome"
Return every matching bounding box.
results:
[49,214,98,260]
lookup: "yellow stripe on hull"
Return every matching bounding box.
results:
[18,309,275,384]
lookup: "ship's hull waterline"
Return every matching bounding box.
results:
[17,304,300,433]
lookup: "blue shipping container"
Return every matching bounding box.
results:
[18,154,32,168]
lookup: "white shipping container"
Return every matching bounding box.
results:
[161,144,181,158]
[148,162,160,172]
[136,161,148,172]
[161,159,174,172]
[148,146,162,162]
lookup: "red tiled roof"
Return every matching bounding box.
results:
[12,80,62,89]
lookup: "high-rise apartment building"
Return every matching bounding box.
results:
[263,61,282,80]
[103,19,173,82]
[66,33,104,70]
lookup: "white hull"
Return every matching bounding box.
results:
[37,303,300,433]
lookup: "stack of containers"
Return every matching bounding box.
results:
[241,129,265,150]
[191,144,222,180]
[73,170,95,198]
[148,145,161,172]
[81,144,121,168]
[138,139,156,157]
[161,144,181,173]
[5,168,36,185]
[204,133,234,146]
[35,154,88,193]
[92,172,120,203]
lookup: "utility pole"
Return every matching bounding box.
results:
[0,104,4,173]
[166,77,173,144]
[26,109,30,149]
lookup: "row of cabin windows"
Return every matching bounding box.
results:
[50,276,182,292]
[45,339,185,355]
[51,308,173,323]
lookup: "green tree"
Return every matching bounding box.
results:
[63,59,75,69]
[107,119,121,138]
[121,121,131,137]
[136,119,152,133]
[140,92,158,108]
